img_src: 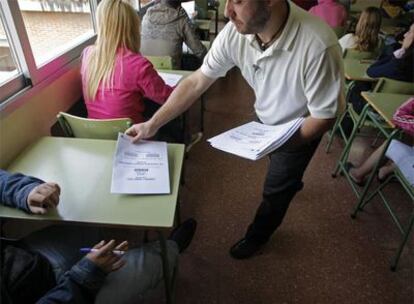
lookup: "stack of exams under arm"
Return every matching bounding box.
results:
[207,118,304,161]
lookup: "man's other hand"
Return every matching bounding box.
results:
[27,182,60,214]
[125,121,157,143]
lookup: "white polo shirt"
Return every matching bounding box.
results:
[201,1,345,125]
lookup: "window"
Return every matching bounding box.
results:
[0,13,20,85]
[17,0,95,67]
[0,0,98,104]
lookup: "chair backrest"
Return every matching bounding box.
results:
[373,78,414,94]
[146,56,173,70]
[343,48,377,60]
[57,112,133,140]
[332,26,345,38]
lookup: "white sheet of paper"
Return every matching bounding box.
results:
[159,72,183,87]
[182,1,195,17]
[111,133,170,194]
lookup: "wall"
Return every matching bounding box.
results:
[0,62,82,168]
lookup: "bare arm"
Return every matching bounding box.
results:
[126,69,216,142]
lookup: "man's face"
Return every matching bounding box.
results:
[225,0,271,34]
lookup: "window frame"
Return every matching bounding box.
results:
[0,0,98,104]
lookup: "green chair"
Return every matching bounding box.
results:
[329,78,414,198]
[326,78,414,153]
[146,56,173,70]
[57,112,132,140]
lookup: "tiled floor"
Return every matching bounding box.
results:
[174,68,413,304]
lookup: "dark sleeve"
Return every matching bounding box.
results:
[0,170,44,213]
[367,52,414,82]
[36,258,107,304]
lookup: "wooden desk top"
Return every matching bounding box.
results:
[2,137,185,228]
[343,59,376,82]
[361,92,412,128]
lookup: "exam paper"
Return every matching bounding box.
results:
[207,118,304,160]
[159,72,183,87]
[111,133,170,194]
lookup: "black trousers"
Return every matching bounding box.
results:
[245,137,321,244]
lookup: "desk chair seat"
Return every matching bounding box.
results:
[57,112,132,140]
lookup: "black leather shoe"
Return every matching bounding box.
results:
[229,238,262,259]
[169,218,197,253]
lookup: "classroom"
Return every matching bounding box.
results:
[0,0,413,303]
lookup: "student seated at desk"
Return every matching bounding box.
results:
[339,7,383,52]
[309,0,348,28]
[81,0,173,125]
[0,169,197,304]
[346,23,414,119]
[366,23,414,82]
[140,0,207,70]
[346,97,414,186]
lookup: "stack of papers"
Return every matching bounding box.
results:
[159,72,183,87]
[111,133,170,194]
[207,118,304,161]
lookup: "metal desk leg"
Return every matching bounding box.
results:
[157,231,174,304]
[332,104,370,178]
[351,128,400,218]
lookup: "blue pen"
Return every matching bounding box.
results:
[80,248,125,256]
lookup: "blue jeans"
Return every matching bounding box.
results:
[22,225,179,303]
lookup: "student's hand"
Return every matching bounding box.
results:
[86,240,128,273]
[125,121,157,143]
[27,182,60,214]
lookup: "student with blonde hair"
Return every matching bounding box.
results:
[81,0,173,124]
[339,6,382,52]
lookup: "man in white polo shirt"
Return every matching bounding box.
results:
[127,0,345,259]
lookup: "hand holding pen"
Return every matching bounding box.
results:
[84,240,128,273]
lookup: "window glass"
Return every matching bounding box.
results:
[17,0,94,67]
[0,15,20,85]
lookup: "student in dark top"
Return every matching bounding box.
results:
[346,24,414,118]
[367,23,414,82]
[0,170,196,303]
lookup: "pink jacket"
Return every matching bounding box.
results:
[81,46,173,124]
[393,97,414,137]
[309,0,347,27]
